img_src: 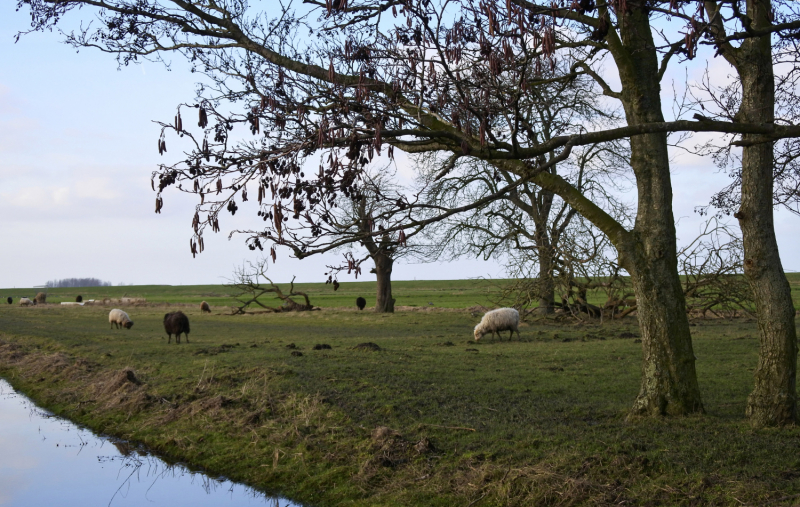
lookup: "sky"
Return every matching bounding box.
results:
[0,4,797,289]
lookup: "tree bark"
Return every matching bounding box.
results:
[736,0,798,426]
[536,248,556,314]
[612,6,704,417]
[372,253,396,313]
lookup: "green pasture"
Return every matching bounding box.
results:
[4,271,798,311]
[1,283,799,506]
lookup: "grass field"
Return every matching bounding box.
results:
[1,279,800,506]
[5,271,800,309]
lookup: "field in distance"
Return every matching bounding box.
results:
[0,279,508,309]
[4,272,800,309]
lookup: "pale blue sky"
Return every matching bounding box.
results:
[0,3,797,288]
[0,4,506,287]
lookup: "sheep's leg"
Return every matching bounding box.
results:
[167,334,172,344]
[185,334,189,344]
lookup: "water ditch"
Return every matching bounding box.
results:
[0,379,300,507]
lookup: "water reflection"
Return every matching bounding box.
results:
[0,379,299,507]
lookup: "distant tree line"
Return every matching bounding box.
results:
[45,278,112,288]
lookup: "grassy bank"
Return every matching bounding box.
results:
[1,282,800,505]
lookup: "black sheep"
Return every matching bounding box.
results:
[164,311,191,344]
[76,295,83,303]
[6,297,11,305]
[356,297,366,310]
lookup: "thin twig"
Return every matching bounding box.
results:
[419,424,476,432]
[467,493,487,507]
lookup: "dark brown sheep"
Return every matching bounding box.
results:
[356,297,366,310]
[164,311,190,344]
[6,297,11,305]
[76,295,83,303]
[200,301,211,313]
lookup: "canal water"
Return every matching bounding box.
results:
[0,379,299,507]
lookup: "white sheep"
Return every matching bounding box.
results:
[474,308,520,341]
[19,297,34,307]
[109,309,134,330]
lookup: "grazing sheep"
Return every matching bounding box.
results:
[109,309,134,329]
[19,297,33,307]
[6,297,12,305]
[474,308,521,342]
[76,295,83,303]
[34,292,47,305]
[164,311,190,344]
[200,301,211,313]
[356,297,366,311]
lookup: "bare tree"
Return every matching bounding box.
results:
[490,212,632,320]
[321,168,423,312]
[418,69,632,314]
[496,216,753,322]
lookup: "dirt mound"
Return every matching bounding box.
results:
[414,437,435,454]
[394,306,465,313]
[372,425,400,443]
[313,344,332,350]
[95,368,142,396]
[194,343,239,356]
[26,353,73,375]
[353,342,381,351]
[0,340,24,362]
[201,395,232,411]
[89,368,150,413]
[356,426,435,485]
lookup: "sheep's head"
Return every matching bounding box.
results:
[124,321,134,329]
[473,327,482,341]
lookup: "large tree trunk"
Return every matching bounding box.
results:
[737,0,798,426]
[372,253,395,313]
[615,6,704,417]
[535,243,556,314]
